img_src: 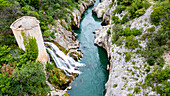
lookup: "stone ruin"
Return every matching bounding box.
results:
[10,16,48,63]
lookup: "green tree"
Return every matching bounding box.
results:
[150,6,164,25]
[0,72,12,95]
[0,45,12,67]
[125,35,139,49]
[11,62,47,95]
[112,24,123,43]
[145,66,170,95]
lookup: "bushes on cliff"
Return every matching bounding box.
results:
[46,62,72,90]
[112,24,123,43]
[115,5,126,14]
[128,0,150,19]
[121,27,142,36]
[112,0,151,24]
[150,6,164,25]
[145,66,170,95]
[125,35,139,49]
[112,24,141,46]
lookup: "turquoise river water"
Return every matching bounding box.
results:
[68,0,109,96]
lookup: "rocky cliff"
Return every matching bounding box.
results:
[48,0,95,60]
[93,0,169,95]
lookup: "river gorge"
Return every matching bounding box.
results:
[68,0,109,95]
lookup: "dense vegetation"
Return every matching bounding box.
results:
[0,0,84,95]
[111,0,151,24]
[111,24,141,49]
[0,40,48,95]
[0,0,169,95]
[145,66,170,95]
[0,0,82,46]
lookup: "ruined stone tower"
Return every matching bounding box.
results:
[10,16,48,63]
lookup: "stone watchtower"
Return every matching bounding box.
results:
[10,16,48,63]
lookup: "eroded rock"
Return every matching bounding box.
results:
[92,0,112,18]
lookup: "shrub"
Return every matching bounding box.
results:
[121,27,142,36]
[145,66,150,72]
[125,35,139,49]
[154,28,169,46]
[121,13,129,24]
[115,37,124,46]
[112,24,123,43]
[143,0,151,9]
[113,84,117,88]
[150,6,164,25]
[124,52,132,62]
[134,86,141,94]
[109,2,114,8]
[111,15,120,24]
[147,57,155,66]
[141,33,151,40]
[147,26,155,32]
[144,23,147,26]
[135,8,145,17]
[115,5,126,14]
[50,32,56,39]
[107,27,111,34]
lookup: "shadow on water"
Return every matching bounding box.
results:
[92,14,102,22]
[98,47,109,71]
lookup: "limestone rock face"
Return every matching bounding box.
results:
[72,0,95,28]
[79,3,85,15]
[71,9,81,28]
[102,0,117,25]
[94,25,111,58]
[92,0,111,18]
[49,20,80,51]
[101,9,111,25]
[94,4,159,96]
[48,0,95,59]
[10,16,48,63]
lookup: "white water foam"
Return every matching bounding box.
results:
[45,42,84,76]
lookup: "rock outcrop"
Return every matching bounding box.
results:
[72,0,95,28]
[79,0,95,15]
[48,0,95,60]
[94,25,111,58]
[101,9,111,25]
[92,0,112,18]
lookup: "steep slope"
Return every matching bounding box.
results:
[93,0,170,95]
